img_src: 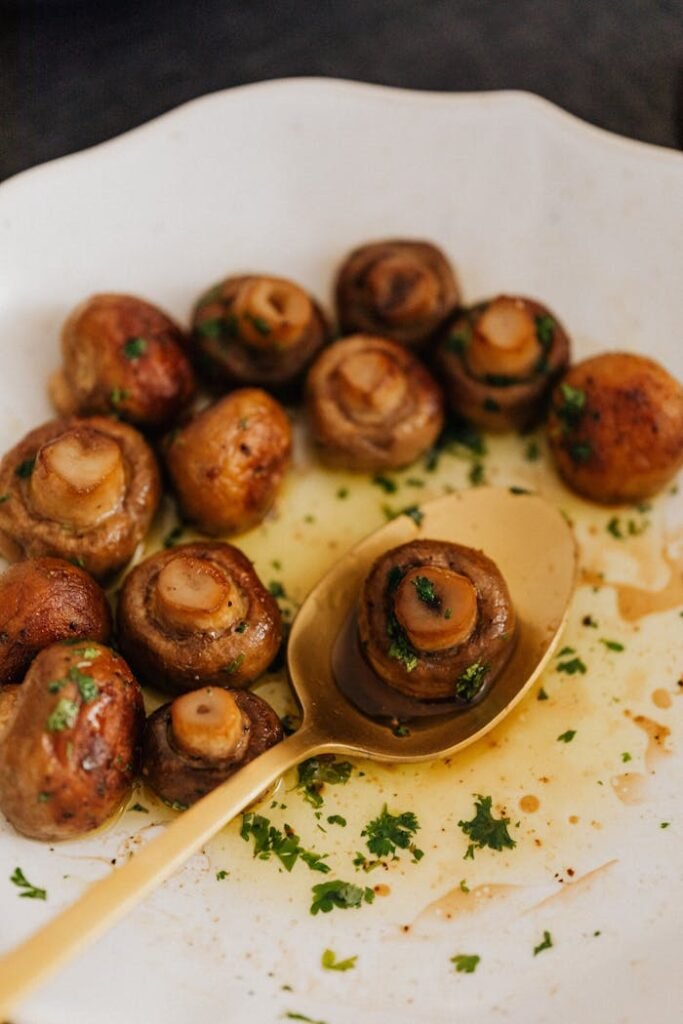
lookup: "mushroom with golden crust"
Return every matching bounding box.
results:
[0,641,144,841]
[336,239,460,348]
[164,389,292,536]
[0,557,111,684]
[50,294,196,429]
[117,542,282,695]
[0,416,161,580]
[142,687,283,807]
[191,274,330,393]
[305,334,444,471]
[434,296,570,432]
[357,539,516,704]
[546,352,683,504]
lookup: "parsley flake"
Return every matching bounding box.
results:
[310,879,374,915]
[533,930,553,955]
[361,804,423,862]
[297,757,352,808]
[321,949,357,972]
[456,662,489,702]
[451,953,480,974]
[600,639,624,652]
[10,867,47,900]
[412,574,439,608]
[556,656,587,675]
[46,698,79,733]
[557,729,576,743]
[15,457,36,479]
[122,336,148,360]
[458,795,516,859]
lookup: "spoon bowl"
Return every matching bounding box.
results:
[0,487,576,1019]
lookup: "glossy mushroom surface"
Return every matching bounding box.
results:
[191,274,330,393]
[164,388,292,536]
[0,641,144,841]
[117,542,282,694]
[357,539,516,703]
[306,334,444,471]
[434,296,570,431]
[142,687,283,807]
[50,294,195,429]
[546,352,683,504]
[0,416,161,580]
[0,558,111,684]
[336,240,460,348]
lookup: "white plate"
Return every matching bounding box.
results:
[0,80,682,1024]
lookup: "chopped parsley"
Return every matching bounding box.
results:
[310,879,374,915]
[326,815,347,827]
[122,336,148,360]
[458,795,516,860]
[455,662,489,702]
[557,729,576,743]
[387,565,405,591]
[660,822,671,829]
[533,930,553,955]
[556,382,586,428]
[509,485,532,495]
[163,524,185,548]
[269,580,287,599]
[537,687,549,701]
[10,868,47,900]
[372,473,397,494]
[297,756,353,808]
[392,723,410,737]
[46,697,79,733]
[130,803,149,813]
[240,813,330,874]
[402,504,424,526]
[423,420,486,473]
[600,639,624,652]
[321,949,357,972]
[468,461,486,486]
[360,804,423,862]
[216,869,229,880]
[235,622,248,634]
[196,316,238,340]
[71,645,100,660]
[412,575,439,608]
[225,653,245,675]
[284,1013,327,1023]
[445,330,470,354]
[15,457,36,479]
[244,312,271,335]
[556,656,587,675]
[451,954,480,974]
[68,666,98,702]
[109,387,130,406]
[524,439,541,461]
[568,441,592,464]
[387,615,418,672]
[621,752,632,763]
[336,487,349,499]
[535,315,555,347]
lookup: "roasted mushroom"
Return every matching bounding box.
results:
[336,239,460,348]
[0,558,111,684]
[0,685,20,739]
[434,296,570,431]
[0,416,161,580]
[305,334,444,471]
[50,294,196,429]
[118,542,282,694]
[142,686,283,807]
[164,388,292,536]
[191,274,330,392]
[356,539,516,703]
[546,352,683,504]
[0,641,144,841]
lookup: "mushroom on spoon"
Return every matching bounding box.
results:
[0,487,576,1019]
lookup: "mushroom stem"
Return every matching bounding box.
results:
[29,428,126,529]
[466,297,541,378]
[366,254,439,324]
[233,278,312,349]
[170,687,251,761]
[154,554,247,634]
[394,566,478,652]
[335,350,407,424]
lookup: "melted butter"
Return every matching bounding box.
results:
[125,422,682,925]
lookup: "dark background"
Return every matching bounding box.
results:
[1,0,682,183]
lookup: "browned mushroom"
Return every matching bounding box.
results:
[164,388,292,536]
[142,687,283,807]
[50,294,196,429]
[0,558,111,684]
[546,352,683,504]
[0,416,161,580]
[117,542,282,694]
[356,539,516,704]
[191,274,330,393]
[0,685,20,740]
[434,296,570,431]
[336,239,460,348]
[0,641,144,841]
[305,334,444,471]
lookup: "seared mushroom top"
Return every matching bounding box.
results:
[336,240,460,348]
[305,334,444,471]
[0,641,144,841]
[0,557,111,684]
[0,416,161,580]
[434,296,570,432]
[191,274,330,393]
[164,388,292,536]
[546,352,683,504]
[142,687,283,807]
[357,539,516,703]
[117,542,282,694]
[50,293,196,429]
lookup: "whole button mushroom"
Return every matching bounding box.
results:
[0,557,112,684]
[191,274,330,393]
[336,239,460,348]
[117,542,282,694]
[142,687,283,807]
[50,294,196,430]
[0,641,144,841]
[305,334,444,471]
[434,295,570,431]
[546,352,683,504]
[0,416,161,580]
[164,389,292,536]
[357,539,517,703]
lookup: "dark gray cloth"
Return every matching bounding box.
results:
[1,0,682,182]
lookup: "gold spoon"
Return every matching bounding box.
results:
[0,487,576,1018]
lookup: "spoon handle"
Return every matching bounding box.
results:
[0,724,329,1020]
